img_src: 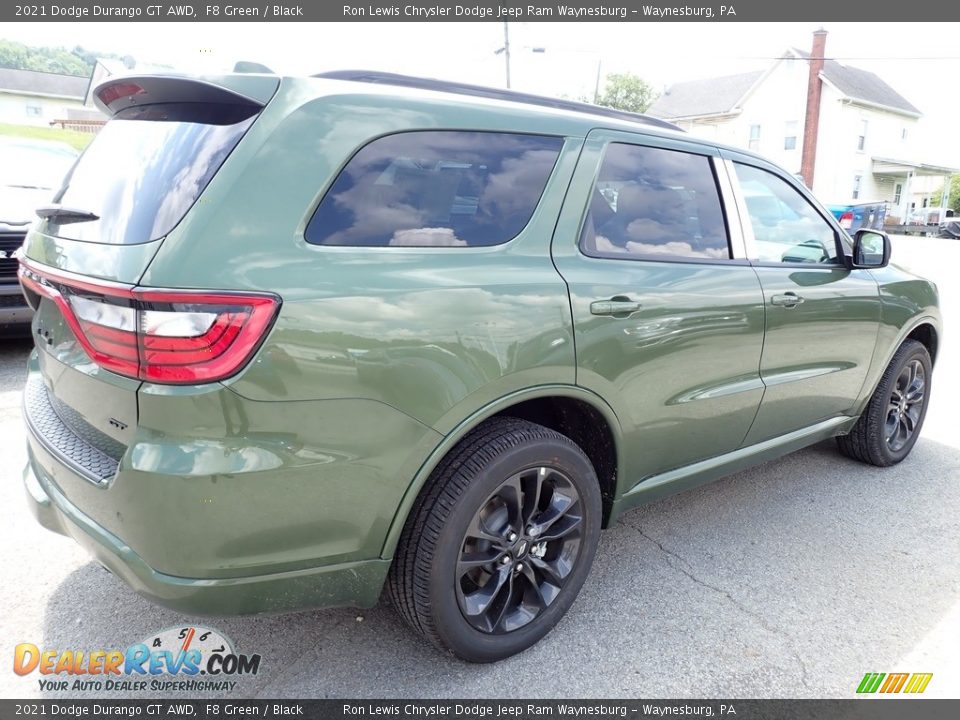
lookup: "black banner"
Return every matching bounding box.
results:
[2,700,960,720]
[5,0,960,22]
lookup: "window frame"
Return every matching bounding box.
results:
[723,156,851,269]
[783,121,798,151]
[748,124,761,151]
[857,119,868,151]
[302,128,565,250]
[576,140,745,266]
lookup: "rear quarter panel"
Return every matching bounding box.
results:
[140,80,585,431]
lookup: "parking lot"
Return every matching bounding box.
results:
[1,234,958,699]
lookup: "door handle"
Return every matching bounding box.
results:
[590,297,642,317]
[770,292,804,308]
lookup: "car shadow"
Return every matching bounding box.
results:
[37,436,960,698]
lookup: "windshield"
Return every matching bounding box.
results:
[48,102,257,245]
[0,142,78,191]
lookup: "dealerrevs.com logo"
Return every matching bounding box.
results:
[13,626,261,693]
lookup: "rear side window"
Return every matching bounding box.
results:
[49,103,257,245]
[581,143,730,261]
[305,131,562,247]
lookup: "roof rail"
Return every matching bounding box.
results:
[313,70,682,132]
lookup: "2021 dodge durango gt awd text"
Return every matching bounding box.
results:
[20,71,940,662]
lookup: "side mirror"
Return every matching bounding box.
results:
[848,229,891,269]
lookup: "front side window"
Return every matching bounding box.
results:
[734,163,840,264]
[305,131,562,247]
[580,143,730,261]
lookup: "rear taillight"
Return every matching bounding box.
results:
[19,262,279,384]
[839,211,853,230]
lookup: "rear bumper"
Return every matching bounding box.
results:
[21,349,440,616]
[23,451,389,614]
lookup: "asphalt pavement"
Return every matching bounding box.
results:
[1,235,958,699]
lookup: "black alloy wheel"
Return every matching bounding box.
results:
[838,339,932,466]
[389,417,602,662]
[455,465,584,634]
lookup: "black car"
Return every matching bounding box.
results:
[0,137,78,332]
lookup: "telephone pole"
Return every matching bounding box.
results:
[502,22,511,88]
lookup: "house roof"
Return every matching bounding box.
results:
[0,67,88,99]
[649,50,921,121]
[647,71,763,119]
[790,49,920,116]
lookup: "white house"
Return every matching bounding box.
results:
[0,68,103,130]
[647,31,956,223]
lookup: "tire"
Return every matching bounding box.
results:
[837,339,932,466]
[388,416,602,662]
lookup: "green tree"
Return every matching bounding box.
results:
[595,72,659,114]
[947,175,960,213]
[927,175,960,212]
[0,39,113,76]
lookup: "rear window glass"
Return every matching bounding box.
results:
[48,103,256,245]
[305,131,563,247]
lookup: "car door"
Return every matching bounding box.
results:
[724,155,881,444]
[551,130,766,486]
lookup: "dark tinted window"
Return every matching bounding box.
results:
[305,131,562,247]
[581,143,730,260]
[49,103,257,244]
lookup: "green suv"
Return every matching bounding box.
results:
[20,71,940,662]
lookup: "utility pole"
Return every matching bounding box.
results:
[593,58,602,104]
[502,22,511,88]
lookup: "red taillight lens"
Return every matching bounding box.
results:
[19,263,280,385]
[839,211,854,230]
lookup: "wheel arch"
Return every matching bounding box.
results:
[853,315,941,417]
[906,321,939,366]
[380,385,625,559]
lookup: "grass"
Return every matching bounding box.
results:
[0,123,94,150]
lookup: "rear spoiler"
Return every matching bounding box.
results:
[93,74,279,116]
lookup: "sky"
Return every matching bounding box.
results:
[9,21,960,165]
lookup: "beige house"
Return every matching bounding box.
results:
[0,68,103,130]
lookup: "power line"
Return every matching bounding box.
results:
[752,55,960,61]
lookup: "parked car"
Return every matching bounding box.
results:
[0,137,78,333]
[20,71,940,662]
[827,201,887,232]
[939,216,960,239]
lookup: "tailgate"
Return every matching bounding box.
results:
[23,260,141,485]
[20,73,278,490]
